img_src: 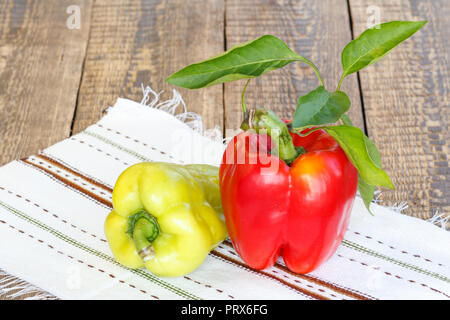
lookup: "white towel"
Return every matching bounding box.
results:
[0,89,448,300]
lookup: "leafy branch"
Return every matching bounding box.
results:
[166,21,426,213]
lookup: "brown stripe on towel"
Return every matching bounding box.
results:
[210,249,329,300]
[20,158,112,209]
[221,240,375,300]
[36,153,114,193]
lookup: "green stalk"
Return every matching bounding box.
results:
[241,109,299,164]
[241,79,251,114]
[301,59,324,87]
[336,73,345,91]
[128,211,160,262]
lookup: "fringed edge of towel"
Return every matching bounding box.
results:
[139,85,232,144]
[0,269,57,300]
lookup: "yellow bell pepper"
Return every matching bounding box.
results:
[104,162,227,277]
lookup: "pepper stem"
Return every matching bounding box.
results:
[241,109,299,165]
[128,211,160,262]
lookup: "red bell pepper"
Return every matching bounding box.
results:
[219,110,358,273]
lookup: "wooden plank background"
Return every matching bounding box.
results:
[349,0,449,221]
[0,0,92,166]
[72,0,225,134]
[0,0,448,299]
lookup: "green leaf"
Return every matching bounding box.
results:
[363,134,382,167]
[324,126,394,190]
[341,21,427,77]
[358,135,382,214]
[166,35,322,89]
[358,175,376,215]
[292,86,351,128]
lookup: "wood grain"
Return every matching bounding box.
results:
[0,0,92,166]
[71,0,225,134]
[0,268,57,300]
[348,0,449,223]
[0,0,93,300]
[224,0,365,137]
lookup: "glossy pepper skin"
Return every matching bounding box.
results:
[105,162,227,277]
[219,128,358,274]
